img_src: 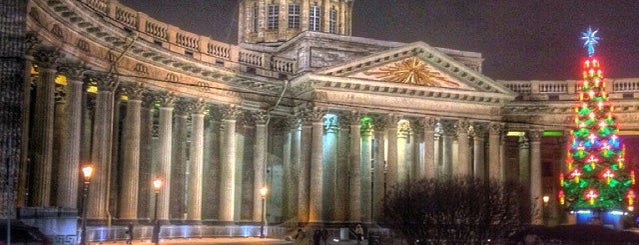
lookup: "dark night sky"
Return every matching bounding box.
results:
[119,0,639,81]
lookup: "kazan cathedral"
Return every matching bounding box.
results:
[7,0,639,242]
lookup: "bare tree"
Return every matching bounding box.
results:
[382,177,525,244]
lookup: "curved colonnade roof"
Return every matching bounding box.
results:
[28,0,293,113]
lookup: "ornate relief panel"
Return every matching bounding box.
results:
[347,57,475,90]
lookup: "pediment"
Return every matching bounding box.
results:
[349,56,475,90]
[317,42,516,97]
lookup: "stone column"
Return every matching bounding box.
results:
[187,99,207,221]
[487,122,502,181]
[322,114,338,221]
[29,47,59,207]
[252,111,269,222]
[288,118,300,220]
[219,105,242,222]
[360,122,372,222]
[202,112,221,220]
[334,116,350,221]
[55,64,86,209]
[455,120,471,177]
[518,135,530,185]
[308,108,325,222]
[529,130,543,225]
[280,120,293,219]
[156,92,175,221]
[348,112,362,222]
[421,117,437,179]
[137,95,155,219]
[472,123,486,179]
[18,34,38,207]
[397,121,409,184]
[372,119,386,221]
[170,100,189,219]
[298,114,312,222]
[87,74,119,219]
[118,83,144,220]
[499,129,507,181]
[386,115,400,189]
[456,120,472,176]
[441,121,454,178]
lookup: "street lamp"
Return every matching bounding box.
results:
[259,186,268,238]
[152,177,163,245]
[542,195,550,225]
[80,165,93,245]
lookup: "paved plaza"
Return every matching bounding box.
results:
[96,237,371,245]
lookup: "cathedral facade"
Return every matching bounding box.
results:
[16,0,639,239]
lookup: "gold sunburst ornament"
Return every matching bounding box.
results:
[365,57,460,88]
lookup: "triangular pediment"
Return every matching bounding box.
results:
[349,56,475,90]
[317,42,517,97]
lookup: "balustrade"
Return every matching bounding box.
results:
[74,0,295,74]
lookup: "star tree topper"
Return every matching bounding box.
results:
[581,27,600,57]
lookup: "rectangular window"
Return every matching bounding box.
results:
[329,8,337,33]
[288,4,300,29]
[309,5,321,31]
[252,3,259,32]
[267,4,279,30]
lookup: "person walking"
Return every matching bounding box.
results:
[312,230,321,245]
[125,223,134,244]
[320,228,328,245]
[354,224,364,244]
[294,228,307,245]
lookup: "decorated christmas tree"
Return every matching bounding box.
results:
[560,28,635,211]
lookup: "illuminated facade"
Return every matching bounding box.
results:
[16,0,639,240]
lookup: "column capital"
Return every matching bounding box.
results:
[55,85,66,104]
[25,32,41,57]
[419,116,438,131]
[488,122,504,135]
[440,119,456,136]
[302,107,325,123]
[142,92,157,108]
[528,129,543,142]
[398,120,411,135]
[471,122,486,138]
[348,111,363,125]
[32,46,61,70]
[175,99,192,116]
[455,119,471,135]
[288,116,300,129]
[519,134,529,147]
[384,114,402,128]
[57,62,88,81]
[86,72,119,92]
[122,82,145,101]
[221,104,243,120]
[191,98,208,115]
[371,116,387,131]
[156,91,176,108]
[252,110,270,125]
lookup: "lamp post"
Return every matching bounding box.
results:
[152,177,163,245]
[80,165,93,245]
[259,186,268,238]
[542,195,550,225]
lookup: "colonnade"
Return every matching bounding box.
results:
[21,45,546,225]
